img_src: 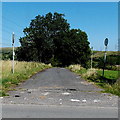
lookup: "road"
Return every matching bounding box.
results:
[2,68,118,118]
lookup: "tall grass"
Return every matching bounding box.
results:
[0,60,52,96]
[68,65,120,96]
[68,64,87,74]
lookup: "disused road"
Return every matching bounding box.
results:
[2,68,118,118]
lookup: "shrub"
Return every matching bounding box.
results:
[68,64,84,72]
[82,68,100,82]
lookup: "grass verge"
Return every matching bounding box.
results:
[68,65,120,96]
[0,60,52,96]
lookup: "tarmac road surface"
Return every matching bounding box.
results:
[2,68,118,118]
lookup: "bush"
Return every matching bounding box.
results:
[68,64,84,72]
[105,65,118,71]
[103,82,120,96]
[92,52,119,70]
[82,69,100,82]
[50,57,62,67]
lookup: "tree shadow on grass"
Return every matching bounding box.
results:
[99,76,117,85]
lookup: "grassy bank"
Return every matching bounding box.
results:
[68,65,120,96]
[0,60,52,96]
[92,51,119,71]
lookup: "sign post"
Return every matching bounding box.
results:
[91,47,93,69]
[102,38,108,77]
[12,32,15,74]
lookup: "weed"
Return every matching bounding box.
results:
[68,64,120,96]
[1,60,52,96]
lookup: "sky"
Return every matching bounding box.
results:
[1,2,118,51]
[1,0,120,2]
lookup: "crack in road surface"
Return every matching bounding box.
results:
[2,68,118,107]
[2,68,118,118]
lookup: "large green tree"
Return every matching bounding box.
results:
[16,12,91,67]
[53,29,91,67]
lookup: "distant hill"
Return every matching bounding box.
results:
[0,47,17,60]
[92,51,119,70]
[0,48,119,71]
[93,51,118,58]
[0,47,17,52]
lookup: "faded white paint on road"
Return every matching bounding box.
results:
[2,68,118,118]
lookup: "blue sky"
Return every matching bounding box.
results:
[2,2,118,51]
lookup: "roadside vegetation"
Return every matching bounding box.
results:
[0,47,16,60]
[1,13,119,97]
[16,12,91,68]
[92,51,119,71]
[0,60,51,96]
[68,65,120,96]
[1,48,119,97]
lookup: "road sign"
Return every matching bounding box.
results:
[104,38,108,46]
[103,38,108,77]
[12,32,15,44]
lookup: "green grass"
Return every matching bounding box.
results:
[68,65,120,96]
[96,70,119,96]
[0,60,52,96]
[68,64,87,75]
[97,70,118,80]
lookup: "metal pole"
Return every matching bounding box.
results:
[102,38,108,77]
[102,46,107,77]
[12,32,15,74]
[91,47,93,69]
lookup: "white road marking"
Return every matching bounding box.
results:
[62,92,71,95]
[76,76,80,79]
[70,99,80,102]
[82,99,87,103]
[93,99,100,103]
[42,92,49,96]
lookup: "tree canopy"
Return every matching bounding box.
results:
[16,12,91,68]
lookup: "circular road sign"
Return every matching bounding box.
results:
[104,38,108,46]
